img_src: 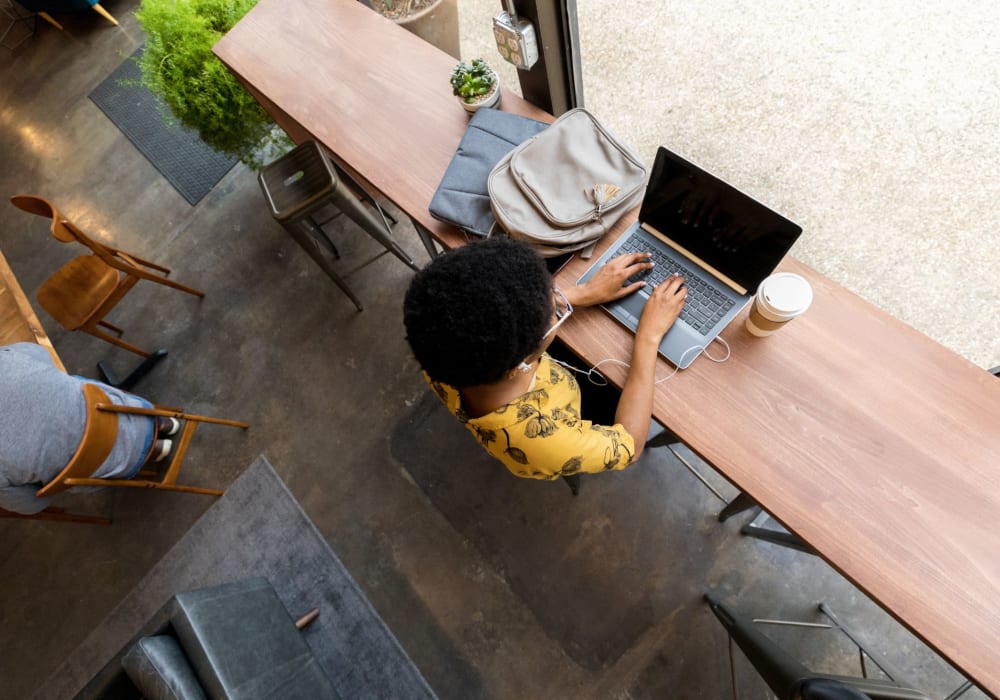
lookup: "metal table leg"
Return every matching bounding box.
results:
[411,219,440,260]
[98,349,169,391]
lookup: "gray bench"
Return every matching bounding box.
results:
[77,578,339,699]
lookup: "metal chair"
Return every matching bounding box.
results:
[257,140,420,311]
[704,592,972,700]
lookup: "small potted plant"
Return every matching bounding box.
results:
[450,58,501,113]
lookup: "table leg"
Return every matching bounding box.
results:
[411,220,440,260]
[98,349,169,391]
[740,508,813,554]
[718,491,758,522]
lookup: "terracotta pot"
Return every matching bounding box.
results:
[395,0,460,60]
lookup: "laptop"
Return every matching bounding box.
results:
[578,146,803,369]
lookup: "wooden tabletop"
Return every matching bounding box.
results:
[0,246,64,370]
[558,228,1000,697]
[214,1,1000,694]
[213,0,550,251]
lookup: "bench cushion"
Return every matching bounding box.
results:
[171,578,339,699]
[121,635,206,700]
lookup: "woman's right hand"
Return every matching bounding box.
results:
[636,274,687,342]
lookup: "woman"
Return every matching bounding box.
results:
[403,237,686,480]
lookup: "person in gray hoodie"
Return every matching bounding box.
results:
[0,342,175,514]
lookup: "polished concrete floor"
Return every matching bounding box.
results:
[0,4,990,700]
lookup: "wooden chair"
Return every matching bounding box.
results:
[10,194,204,357]
[35,383,248,506]
[0,504,111,525]
[15,0,118,30]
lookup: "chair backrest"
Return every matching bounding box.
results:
[36,383,119,498]
[705,593,812,695]
[798,679,874,700]
[10,194,116,257]
[705,594,932,700]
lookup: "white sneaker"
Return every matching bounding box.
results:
[149,439,173,463]
[157,417,181,437]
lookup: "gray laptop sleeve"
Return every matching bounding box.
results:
[429,108,548,237]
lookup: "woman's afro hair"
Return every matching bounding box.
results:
[403,237,552,387]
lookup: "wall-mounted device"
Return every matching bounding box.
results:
[493,0,538,70]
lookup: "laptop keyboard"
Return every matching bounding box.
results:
[618,235,736,335]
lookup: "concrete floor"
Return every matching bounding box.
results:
[0,3,991,700]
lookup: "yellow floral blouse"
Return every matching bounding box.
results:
[427,354,636,480]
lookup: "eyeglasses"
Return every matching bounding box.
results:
[542,287,573,340]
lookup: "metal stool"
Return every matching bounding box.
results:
[257,140,419,310]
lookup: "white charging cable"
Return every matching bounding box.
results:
[550,335,731,386]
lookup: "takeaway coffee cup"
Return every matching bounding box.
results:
[746,272,813,337]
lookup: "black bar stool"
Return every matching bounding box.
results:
[703,592,972,700]
[258,140,420,310]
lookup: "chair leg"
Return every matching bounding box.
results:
[0,505,110,525]
[85,324,151,357]
[70,477,224,497]
[98,403,250,429]
[37,11,62,29]
[97,319,124,335]
[90,3,117,25]
[128,255,171,274]
[303,216,341,259]
[330,185,420,272]
[139,273,204,298]
[282,219,364,311]
[704,593,812,697]
[817,603,908,683]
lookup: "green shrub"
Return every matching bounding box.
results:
[135,0,287,166]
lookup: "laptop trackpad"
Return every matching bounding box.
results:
[617,290,648,321]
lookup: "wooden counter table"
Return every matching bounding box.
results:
[214,0,550,256]
[1,244,63,370]
[214,1,1000,695]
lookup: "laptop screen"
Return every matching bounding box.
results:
[639,147,802,292]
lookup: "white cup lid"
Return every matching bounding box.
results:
[759,273,813,318]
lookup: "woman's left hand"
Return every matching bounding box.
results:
[564,252,653,307]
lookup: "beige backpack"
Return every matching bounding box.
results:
[488,108,647,258]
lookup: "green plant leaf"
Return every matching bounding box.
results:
[135,0,289,166]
